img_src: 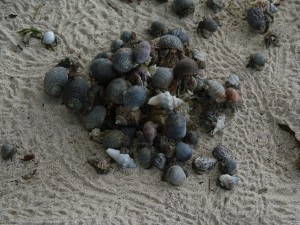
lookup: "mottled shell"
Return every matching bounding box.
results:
[123,85,147,111]
[63,79,89,111]
[153,153,167,170]
[1,144,17,160]
[212,145,231,161]
[82,106,106,131]
[115,106,142,127]
[151,67,174,89]
[149,21,169,37]
[183,131,199,145]
[111,39,124,53]
[42,31,55,44]
[143,121,158,143]
[219,158,237,175]
[44,67,68,97]
[103,130,127,149]
[138,147,152,169]
[106,78,131,105]
[246,7,267,33]
[226,88,240,102]
[148,91,184,111]
[173,58,199,78]
[112,48,134,73]
[219,174,239,190]
[192,157,217,173]
[169,28,190,44]
[173,0,195,17]
[166,165,187,186]
[159,35,184,52]
[165,112,187,140]
[89,58,118,86]
[198,17,219,32]
[175,142,192,162]
[207,79,226,103]
[133,41,151,65]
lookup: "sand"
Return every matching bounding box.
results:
[0,0,300,224]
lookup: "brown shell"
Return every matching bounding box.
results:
[225,88,240,102]
[173,58,199,79]
[115,105,142,128]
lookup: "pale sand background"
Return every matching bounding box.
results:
[1,0,300,224]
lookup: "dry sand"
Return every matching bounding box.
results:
[1,0,300,224]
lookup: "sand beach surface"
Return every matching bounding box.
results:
[0,0,300,224]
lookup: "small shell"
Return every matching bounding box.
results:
[219,174,239,190]
[169,28,190,44]
[149,21,169,37]
[63,79,89,112]
[173,0,195,18]
[111,39,124,53]
[143,121,158,143]
[198,17,219,33]
[207,0,225,13]
[159,35,184,52]
[226,87,240,102]
[226,74,240,88]
[1,144,17,160]
[115,106,142,127]
[212,114,226,135]
[148,91,184,111]
[166,165,187,186]
[153,153,167,170]
[123,85,147,111]
[44,67,68,97]
[106,78,131,105]
[87,158,112,174]
[106,148,136,168]
[112,47,134,73]
[42,31,55,45]
[103,130,127,149]
[219,158,237,175]
[212,145,231,161]
[206,79,226,103]
[120,30,136,43]
[82,106,106,131]
[151,67,174,90]
[175,142,192,162]
[93,51,113,60]
[173,58,199,79]
[192,157,217,173]
[89,58,118,86]
[133,41,151,65]
[183,131,199,145]
[165,112,187,140]
[247,53,266,70]
[138,147,152,169]
[190,49,206,69]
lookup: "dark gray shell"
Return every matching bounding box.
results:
[173,0,195,17]
[82,106,106,131]
[219,158,237,175]
[166,112,186,140]
[93,51,113,60]
[89,58,118,86]
[159,35,184,52]
[106,78,131,105]
[138,147,152,169]
[199,18,218,32]
[120,30,135,43]
[183,131,199,145]
[112,48,134,73]
[149,21,169,37]
[44,67,68,97]
[173,58,199,78]
[246,7,267,33]
[166,165,187,186]
[251,53,266,66]
[63,79,89,112]
[169,28,190,44]
[1,144,17,160]
[115,106,142,127]
[103,130,127,149]
[123,85,147,111]
[153,153,166,170]
[133,41,151,65]
[111,39,124,53]
[175,142,192,161]
[212,145,231,161]
[151,67,174,89]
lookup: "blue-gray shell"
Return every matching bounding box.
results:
[112,48,134,73]
[1,144,17,160]
[169,28,190,44]
[106,78,131,104]
[103,130,126,149]
[123,85,147,111]
[175,142,192,161]
[44,67,68,97]
[111,39,124,53]
[159,35,184,52]
[166,112,187,140]
[219,158,237,175]
[89,58,118,86]
[166,165,187,186]
[133,41,151,65]
[151,67,174,89]
[138,147,152,169]
[82,106,107,131]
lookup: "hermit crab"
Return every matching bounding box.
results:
[246,7,273,34]
[197,17,219,39]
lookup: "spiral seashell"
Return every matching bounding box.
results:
[153,153,167,170]
[159,35,184,52]
[82,106,106,131]
[165,112,186,140]
[169,28,190,44]
[206,79,226,103]
[226,74,240,88]
[190,49,206,69]
[166,165,187,186]
[219,158,237,175]
[115,106,142,127]
[123,85,147,111]
[211,114,226,135]
[212,145,231,161]
[149,21,169,37]
[106,78,131,105]
[111,39,124,53]
[112,47,134,73]
[143,121,158,143]
[63,79,89,112]
[219,174,239,190]
[192,157,217,174]
[151,67,173,90]
[42,31,55,45]
[173,0,195,18]
[106,148,136,168]
[103,130,127,149]
[1,144,17,160]
[44,67,68,97]
[89,58,118,86]
[175,142,192,162]
[138,147,152,169]
[173,58,199,79]
[148,91,184,111]
[133,41,151,65]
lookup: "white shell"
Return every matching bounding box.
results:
[148,91,184,111]
[227,74,240,86]
[191,49,206,61]
[207,80,226,103]
[106,148,136,168]
[219,174,239,190]
[42,31,55,44]
[211,114,226,135]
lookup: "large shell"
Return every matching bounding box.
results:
[44,67,68,97]
[148,91,184,111]
[106,78,131,105]
[173,58,199,79]
[133,41,151,65]
[1,144,17,160]
[149,21,169,37]
[115,106,142,127]
[173,0,195,18]
[219,174,239,190]
[175,142,192,162]
[206,79,226,103]
[143,121,158,143]
[82,106,106,131]
[89,58,118,86]
[103,130,127,149]
[166,165,187,186]
[246,7,267,33]
[192,157,217,173]
[151,67,174,90]
[123,85,147,111]
[138,147,152,169]
[169,28,190,44]
[112,47,134,73]
[159,35,184,52]
[63,79,89,112]
[165,112,187,140]
[219,158,237,175]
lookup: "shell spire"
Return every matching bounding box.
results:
[106,148,136,168]
[148,91,184,111]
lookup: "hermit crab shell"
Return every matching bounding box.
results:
[138,147,152,169]
[1,144,17,160]
[159,34,184,52]
[212,145,231,161]
[219,158,237,175]
[148,91,184,111]
[166,165,187,186]
[153,153,166,170]
[110,39,124,53]
[82,106,106,131]
[106,78,131,105]
[112,47,134,73]
[246,7,267,33]
[190,49,206,69]
[225,87,240,102]
[219,174,239,190]
[123,85,147,111]
[143,121,158,143]
[169,28,190,44]
[42,31,55,45]
[206,79,226,103]
[89,58,118,86]
[44,67,68,97]
[133,41,151,65]
[115,106,142,127]
[175,142,192,162]
[149,21,169,38]
[63,79,89,111]
[173,58,199,79]
[192,157,217,173]
[165,112,187,140]
[151,67,174,90]
[103,130,127,149]
[173,0,195,18]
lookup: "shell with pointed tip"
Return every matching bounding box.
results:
[159,35,184,52]
[173,58,199,79]
[42,31,55,44]
[103,130,127,149]
[166,112,186,140]
[151,67,174,90]
[82,106,106,131]
[207,79,226,103]
[166,165,187,186]
[153,153,167,170]
[106,78,131,105]
[63,79,89,112]
[143,121,158,143]
[149,21,169,37]
[192,157,217,173]
[89,58,118,86]
[123,85,147,111]
[106,148,136,168]
[212,145,231,161]
[173,0,195,17]
[134,41,151,65]
[112,47,134,73]
[44,67,68,97]
[219,174,239,190]
[111,39,124,53]
[1,144,17,160]
[219,158,237,175]
[138,147,152,169]
[115,106,142,127]
[190,49,206,69]
[169,28,190,44]
[148,91,184,111]
[211,114,226,135]
[175,142,192,161]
